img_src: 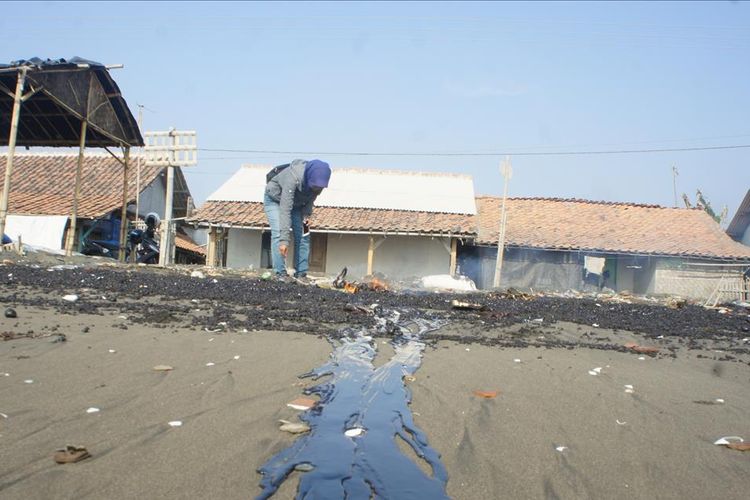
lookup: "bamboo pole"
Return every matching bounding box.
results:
[65,119,88,255]
[118,147,130,262]
[0,67,27,241]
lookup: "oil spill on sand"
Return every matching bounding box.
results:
[256,311,449,499]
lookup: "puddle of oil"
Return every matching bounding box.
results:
[256,311,449,499]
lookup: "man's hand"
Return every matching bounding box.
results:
[279,243,288,258]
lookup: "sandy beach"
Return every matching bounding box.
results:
[1,260,749,499]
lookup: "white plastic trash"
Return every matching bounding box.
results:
[345,427,365,438]
[86,407,100,414]
[62,294,78,302]
[420,274,477,292]
[168,421,183,427]
[714,436,743,445]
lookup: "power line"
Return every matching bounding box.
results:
[197,143,750,158]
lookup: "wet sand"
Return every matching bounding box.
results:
[1,264,749,499]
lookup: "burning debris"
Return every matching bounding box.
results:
[333,267,388,294]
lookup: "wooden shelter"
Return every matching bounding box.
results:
[0,57,143,258]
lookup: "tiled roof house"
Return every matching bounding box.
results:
[190,165,476,279]
[190,163,748,300]
[0,153,203,260]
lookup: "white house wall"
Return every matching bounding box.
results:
[138,176,166,218]
[326,234,450,281]
[226,228,262,269]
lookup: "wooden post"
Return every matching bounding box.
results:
[118,147,130,262]
[207,227,217,268]
[65,119,88,255]
[493,157,512,288]
[158,165,175,266]
[0,67,27,241]
[367,235,375,276]
[449,238,458,275]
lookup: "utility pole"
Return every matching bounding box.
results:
[493,156,512,288]
[672,165,679,208]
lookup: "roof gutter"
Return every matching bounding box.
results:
[189,221,473,239]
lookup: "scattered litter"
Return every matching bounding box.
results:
[168,421,183,427]
[472,390,499,399]
[24,379,33,384]
[624,384,634,394]
[190,270,205,279]
[261,271,273,281]
[616,420,627,425]
[1,372,9,376]
[555,446,567,452]
[204,327,222,333]
[212,279,218,284]
[404,375,416,383]
[344,303,375,315]
[592,323,599,328]
[287,397,317,411]
[4,307,17,318]
[713,436,750,450]
[530,318,544,324]
[656,335,664,339]
[624,342,660,354]
[595,303,602,307]
[62,294,79,302]
[345,427,365,438]
[693,399,726,405]
[108,349,116,353]
[233,355,240,360]
[205,362,215,367]
[86,407,100,414]
[588,367,603,376]
[465,348,470,352]
[420,274,476,292]
[49,264,79,271]
[54,445,90,464]
[153,365,173,371]
[118,315,127,320]
[450,299,484,310]
[0,412,8,419]
[294,463,315,472]
[279,420,311,434]
[513,358,521,363]
[666,297,687,309]
[209,338,215,342]
[638,356,646,361]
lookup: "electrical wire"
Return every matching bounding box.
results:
[197,143,750,158]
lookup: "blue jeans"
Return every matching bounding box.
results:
[263,192,310,276]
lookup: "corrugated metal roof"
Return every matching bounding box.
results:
[207,165,476,215]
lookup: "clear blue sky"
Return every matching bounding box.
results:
[3,1,749,223]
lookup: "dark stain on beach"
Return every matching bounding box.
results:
[256,311,449,499]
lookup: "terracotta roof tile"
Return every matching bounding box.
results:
[190,201,475,236]
[175,232,205,255]
[476,196,750,260]
[0,154,163,218]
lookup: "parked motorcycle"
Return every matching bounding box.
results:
[127,213,160,264]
